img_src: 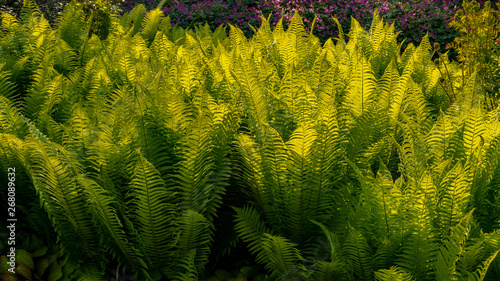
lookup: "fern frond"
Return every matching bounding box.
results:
[175,114,215,214]
[20,0,40,24]
[283,124,317,244]
[22,140,106,278]
[141,8,164,47]
[389,53,414,122]
[230,55,269,132]
[427,110,458,163]
[344,50,377,117]
[56,0,87,51]
[463,105,486,160]
[123,4,147,37]
[470,249,500,281]
[373,236,401,272]
[309,105,345,223]
[0,96,28,137]
[342,225,373,281]
[0,68,18,102]
[374,266,414,281]
[235,133,278,226]
[377,59,399,111]
[395,224,438,281]
[368,160,404,238]
[310,219,341,262]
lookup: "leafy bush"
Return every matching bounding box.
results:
[0,0,68,25]
[445,0,500,106]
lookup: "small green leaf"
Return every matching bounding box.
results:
[16,250,34,270]
[47,266,63,281]
[15,263,32,281]
[32,246,48,258]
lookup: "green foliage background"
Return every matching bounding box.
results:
[2,0,500,280]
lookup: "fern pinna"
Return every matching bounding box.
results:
[1,1,500,281]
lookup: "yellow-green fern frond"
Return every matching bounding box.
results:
[174,210,212,279]
[233,205,274,257]
[374,266,415,281]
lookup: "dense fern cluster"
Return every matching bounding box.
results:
[1,0,500,280]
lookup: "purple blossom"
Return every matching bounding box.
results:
[119,0,478,51]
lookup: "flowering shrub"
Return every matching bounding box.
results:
[120,0,498,62]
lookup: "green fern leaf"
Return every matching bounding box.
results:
[233,205,273,257]
[374,266,414,281]
[175,210,212,278]
[258,233,307,280]
[342,225,373,281]
[127,150,175,268]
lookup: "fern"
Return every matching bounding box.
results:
[2,3,500,280]
[374,266,414,281]
[342,225,374,281]
[127,151,175,269]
